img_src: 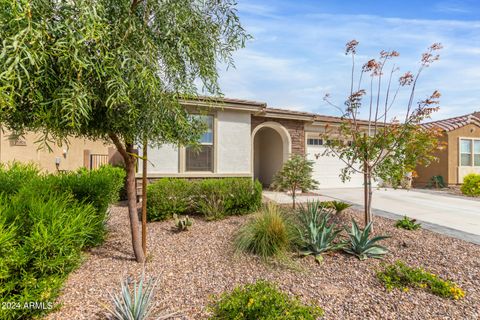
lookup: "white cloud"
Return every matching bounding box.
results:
[218,2,480,121]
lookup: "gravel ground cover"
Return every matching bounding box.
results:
[46,204,480,320]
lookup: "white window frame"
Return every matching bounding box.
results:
[459,137,480,167]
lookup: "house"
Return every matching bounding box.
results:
[0,129,113,172]
[138,97,368,189]
[414,112,480,186]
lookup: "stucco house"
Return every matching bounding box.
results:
[414,112,480,186]
[0,129,113,172]
[138,97,367,189]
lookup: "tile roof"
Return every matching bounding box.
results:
[421,112,480,132]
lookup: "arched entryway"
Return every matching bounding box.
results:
[252,122,291,187]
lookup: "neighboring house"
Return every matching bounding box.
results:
[138,97,368,189]
[0,129,113,172]
[415,112,480,186]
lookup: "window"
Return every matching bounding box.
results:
[475,140,480,166]
[307,138,323,146]
[186,115,214,172]
[460,139,472,166]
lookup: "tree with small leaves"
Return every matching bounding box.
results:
[272,154,319,209]
[322,40,444,228]
[0,0,249,262]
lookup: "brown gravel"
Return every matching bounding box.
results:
[46,204,480,320]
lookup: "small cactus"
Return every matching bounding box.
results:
[173,214,193,231]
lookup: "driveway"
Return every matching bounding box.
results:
[318,188,480,243]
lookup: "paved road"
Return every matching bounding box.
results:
[318,188,480,239]
[263,188,480,244]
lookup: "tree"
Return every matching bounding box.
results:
[272,154,319,209]
[322,40,443,228]
[0,0,248,262]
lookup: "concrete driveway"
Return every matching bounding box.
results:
[318,188,480,243]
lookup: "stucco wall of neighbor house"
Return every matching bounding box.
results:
[0,129,111,172]
[217,109,251,174]
[413,133,449,187]
[447,123,480,184]
[251,116,305,155]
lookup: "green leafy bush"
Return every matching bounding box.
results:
[0,189,102,320]
[147,178,262,221]
[296,201,344,263]
[208,280,324,320]
[0,165,123,319]
[0,162,40,196]
[235,204,296,259]
[395,215,421,230]
[377,260,465,300]
[461,173,480,197]
[147,178,194,221]
[344,220,389,260]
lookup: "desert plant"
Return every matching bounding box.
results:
[296,201,345,263]
[328,200,352,214]
[197,192,226,221]
[173,214,193,231]
[461,173,480,197]
[105,274,176,320]
[427,175,446,189]
[395,215,421,230]
[208,280,324,319]
[0,162,41,196]
[272,154,319,209]
[235,203,296,259]
[377,260,465,300]
[344,219,389,260]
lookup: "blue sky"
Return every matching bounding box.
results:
[218,0,480,120]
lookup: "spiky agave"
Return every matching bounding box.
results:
[344,219,389,260]
[296,201,345,263]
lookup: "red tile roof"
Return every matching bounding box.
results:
[421,112,480,132]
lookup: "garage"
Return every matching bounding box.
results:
[306,137,365,188]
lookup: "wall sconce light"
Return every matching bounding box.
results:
[62,149,68,158]
[55,157,61,170]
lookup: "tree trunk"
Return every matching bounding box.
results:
[109,133,145,263]
[292,189,296,209]
[363,165,373,230]
[141,139,147,257]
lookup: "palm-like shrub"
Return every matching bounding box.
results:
[344,220,389,260]
[395,215,421,230]
[296,201,344,263]
[328,200,352,214]
[235,203,295,259]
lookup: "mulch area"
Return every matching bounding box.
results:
[46,204,480,320]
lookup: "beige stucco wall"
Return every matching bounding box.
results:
[414,133,449,186]
[447,124,480,184]
[0,129,111,172]
[138,108,253,177]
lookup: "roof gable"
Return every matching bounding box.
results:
[421,112,480,132]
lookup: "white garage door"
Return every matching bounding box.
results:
[306,144,365,189]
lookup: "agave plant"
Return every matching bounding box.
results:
[344,219,389,260]
[173,214,193,231]
[105,274,177,320]
[296,201,345,263]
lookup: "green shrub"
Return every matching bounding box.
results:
[0,162,40,196]
[208,280,323,320]
[344,220,389,260]
[147,178,194,221]
[147,178,262,221]
[377,260,465,300]
[461,173,480,197]
[395,215,421,230]
[0,188,102,320]
[235,204,296,259]
[296,201,344,263]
